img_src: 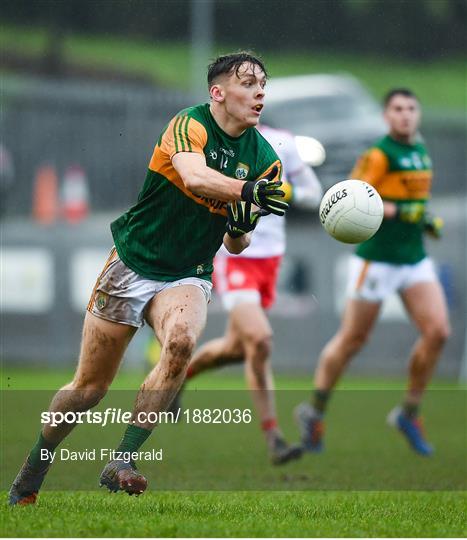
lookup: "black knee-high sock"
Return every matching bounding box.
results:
[312,389,331,415]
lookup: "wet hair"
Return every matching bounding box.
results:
[383,88,419,108]
[207,52,267,88]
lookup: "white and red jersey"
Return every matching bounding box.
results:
[215,126,322,311]
[219,124,322,258]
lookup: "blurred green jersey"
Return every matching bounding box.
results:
[351,135,432,264]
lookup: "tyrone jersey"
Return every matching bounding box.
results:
[352,135,432,264]
[219,125,306,258]
[110,103,281,281]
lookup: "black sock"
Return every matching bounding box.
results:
[27,432,58,470]
[402,402,419,419]
[312,389,331,415]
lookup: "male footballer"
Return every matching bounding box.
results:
[9,51,288,504]
[296,88,450,456]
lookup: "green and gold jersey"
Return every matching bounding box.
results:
[351,135,432,264]
[111,103,281,281]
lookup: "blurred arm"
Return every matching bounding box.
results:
[277,131,323,209]
[350,147,395,217]
[350,147,388,186]
[287,165,323,209]
[383,201,398,218]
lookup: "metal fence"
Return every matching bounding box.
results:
[1,75,192,216]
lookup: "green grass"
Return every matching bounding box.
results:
[1,24,465,109]
[1,369,466,536]
[2,491,466,537]
[1,366,462,391]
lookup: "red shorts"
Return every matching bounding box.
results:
[213,255,282,310]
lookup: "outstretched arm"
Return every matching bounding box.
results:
[172,152,245,202]
[173,153,288,216]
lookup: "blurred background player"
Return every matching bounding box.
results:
[296,88,450,456]
[178,124,323,465]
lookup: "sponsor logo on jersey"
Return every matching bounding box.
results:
[194,194,227,211]
[399,153,428,170]
[196,264,204,275]
[219,147,235,157]
[235,162,250,179]
[209,149,217,160]
[399,172,431,197]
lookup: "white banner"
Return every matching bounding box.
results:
[1,248,54,313]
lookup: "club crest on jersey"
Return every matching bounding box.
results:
[235,163,249,179]
[96,292,108,310]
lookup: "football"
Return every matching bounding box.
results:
[319,179,384,244]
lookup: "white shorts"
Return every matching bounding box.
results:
[347,255,438,303]
[87,247,212,327]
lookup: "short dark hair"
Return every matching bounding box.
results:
[207,52,267,88]
[383,88,419,108]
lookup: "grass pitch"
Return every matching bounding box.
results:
[2,491,466,537]
[1,369,466,537]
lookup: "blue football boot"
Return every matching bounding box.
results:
[387,406,434,456]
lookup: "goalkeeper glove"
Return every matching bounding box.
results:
[241,166,289,216]
[226,200,260,238]
[424,213,444,239]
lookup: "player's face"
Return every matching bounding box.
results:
[384,95,420,138]
[218,63,267,128]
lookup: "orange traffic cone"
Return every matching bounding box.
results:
[32,164,59,224]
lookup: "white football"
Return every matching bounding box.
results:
[319,179,384,244]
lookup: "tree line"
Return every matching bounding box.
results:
[2,0,466,60]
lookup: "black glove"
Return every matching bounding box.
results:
[424,213,444,239]
[226,200,260,238]
[241,166,289,217]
